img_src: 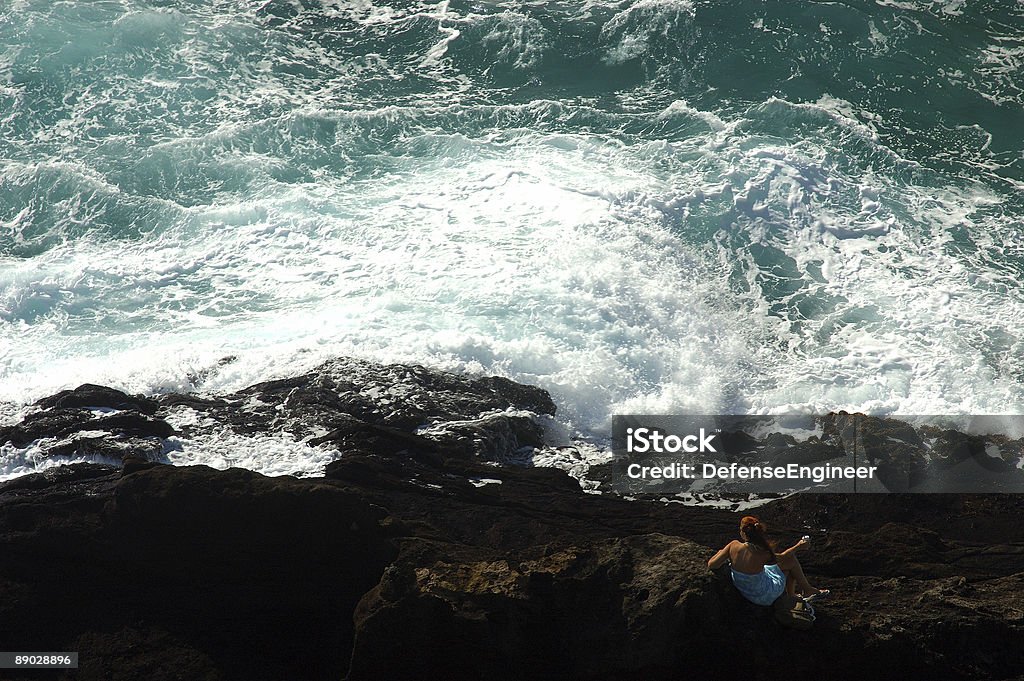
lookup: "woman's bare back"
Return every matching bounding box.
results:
[727,540,773,574]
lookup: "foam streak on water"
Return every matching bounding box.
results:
[2,1,1024,477]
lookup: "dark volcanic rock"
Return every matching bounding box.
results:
[0,407,174,462]
[418,413,546,461]
[0,462,119,494]
[40,433,164,462]
[154,357,556,463]
[1,408,97,448]
[471,375,558,415]
[1,357,557,471]
[348,532,1024,681]
[0,465,396,681]
[1,360,1023,681]
[219,357,557,437]
[766,437,844,466]
[34,384,160,415]
[348,534,722,681]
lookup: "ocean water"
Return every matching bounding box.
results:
[2,0,1024,476]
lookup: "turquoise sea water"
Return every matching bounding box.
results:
[2,0,1023,456]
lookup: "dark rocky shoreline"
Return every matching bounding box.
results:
[1,358,1023,680]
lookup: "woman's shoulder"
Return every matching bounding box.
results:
[726,540,748,558]
[733,541,773,563]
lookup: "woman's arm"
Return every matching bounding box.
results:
[775,537,810,560]
[707,540,739,569]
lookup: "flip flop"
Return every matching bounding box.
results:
[804,589,831,602]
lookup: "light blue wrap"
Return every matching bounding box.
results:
[730,564,787,606]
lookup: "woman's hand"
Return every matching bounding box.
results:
[777,537,810,559]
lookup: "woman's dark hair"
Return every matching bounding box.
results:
[740,515,777,562]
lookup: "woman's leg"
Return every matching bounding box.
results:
[776,553,821,597]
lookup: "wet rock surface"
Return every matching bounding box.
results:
[0,358,1022,680]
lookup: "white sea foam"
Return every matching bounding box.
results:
[1,122,774,439]
[600,0,696,65]
[2,0,1024,488]
[4,101,1024,438]
[163,430,338,479]
[0,440,122,481]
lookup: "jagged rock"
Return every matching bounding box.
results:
[153,357,557,451]
[3,453,1023,681]
[0,465,396,681]
[1,407,173,447]
[34,384,159,415]
[218,357,557,435]
[0,462,119,494]
[348,533,738,681]
[41,433,164,462]
[1,408,97,448]
[418,413,546,462]
[1,357,557,470]
[767,438,844,466]
[156,393,229,410]
[1,360,1023,681]
[348,529,1024,681]
[470,375,557,416]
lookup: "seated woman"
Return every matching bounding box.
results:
[707,515,828,606]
